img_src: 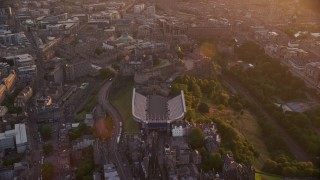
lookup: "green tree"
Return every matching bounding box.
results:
[42,161,54,180]
[188,128,205,149]
[200,146,224,173]
[111,63,120,71]
[69,123,90,141]
[153,56,160,66]
[99,68,114,79]
[43,144,53,155]
[70,39,79,47]
[198,102,209,113]
[191,83,202,98]
[3,156,22,166]
[262,159,278,173]
[282,166,298,177]
[76,160,94,179]
[208,153,223,172]
[216,92,229,105]
[230,102,243,111]
[75,147,94,179]
[39,125,52,140]
[94,47,106,55]
[44,73,49,81]
[185,109,196,121]
[170,84,188,96]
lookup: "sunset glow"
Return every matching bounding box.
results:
[0,0,319,179]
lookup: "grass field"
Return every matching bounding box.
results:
[75,93,97,121]
[255,172,283,180]
[110,83,139,133]
[209,104,271,169]
[74,80,106,121]
[155,60,168,68]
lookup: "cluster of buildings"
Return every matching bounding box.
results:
[44,54,101,83]
[249,25,320,88]
[0,161,30,180]
[122,113,253,179]
[0,3,36,179]
[88,10,120,26]
[0,30,29,47]
[67,132,122,180]
[0,53,37,107]
[164,137,202,179]
[199,123,221,153]
[0,7,9,25]
[0,0,317,179]
[154,0,320,91]
[13,86,32,108]
[130,73,252,178]
[35,14,80,36]
[0,70,16,104]
[0,23,31,58]
[0,0,138,179]
[102,33,168,56]
[64,60,93,81]
[1,54,37,86]
[165,122,223,179]
[222,154,255,180]
[70,135,94,165]
[0,123,27,154]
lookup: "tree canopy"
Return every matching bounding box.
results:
[231,42,320,157]
[198,102,209,114]
[39,125,52,140]
[69,122,91,141]
[188,128,205,149]
[42,161,54,180]
[75,147,94,179]
[43,144,53,155]
[99,68,115,79]
[201,152,223,172]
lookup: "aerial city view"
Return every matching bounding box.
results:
[0,0,320,179]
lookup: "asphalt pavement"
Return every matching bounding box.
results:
[97,81,132,180]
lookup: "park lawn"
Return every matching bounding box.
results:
[155,60,169,68]
[255,172,283,180]
[209,104,271,169]
[75,111,87,121]
[110,83,139,133]
[74,80,107,121]
[75,93,98,121]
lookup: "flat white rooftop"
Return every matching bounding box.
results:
[15,124,27,145]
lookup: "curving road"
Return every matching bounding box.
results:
[97,81,132,180]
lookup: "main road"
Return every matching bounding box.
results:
[97,80,132,180]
